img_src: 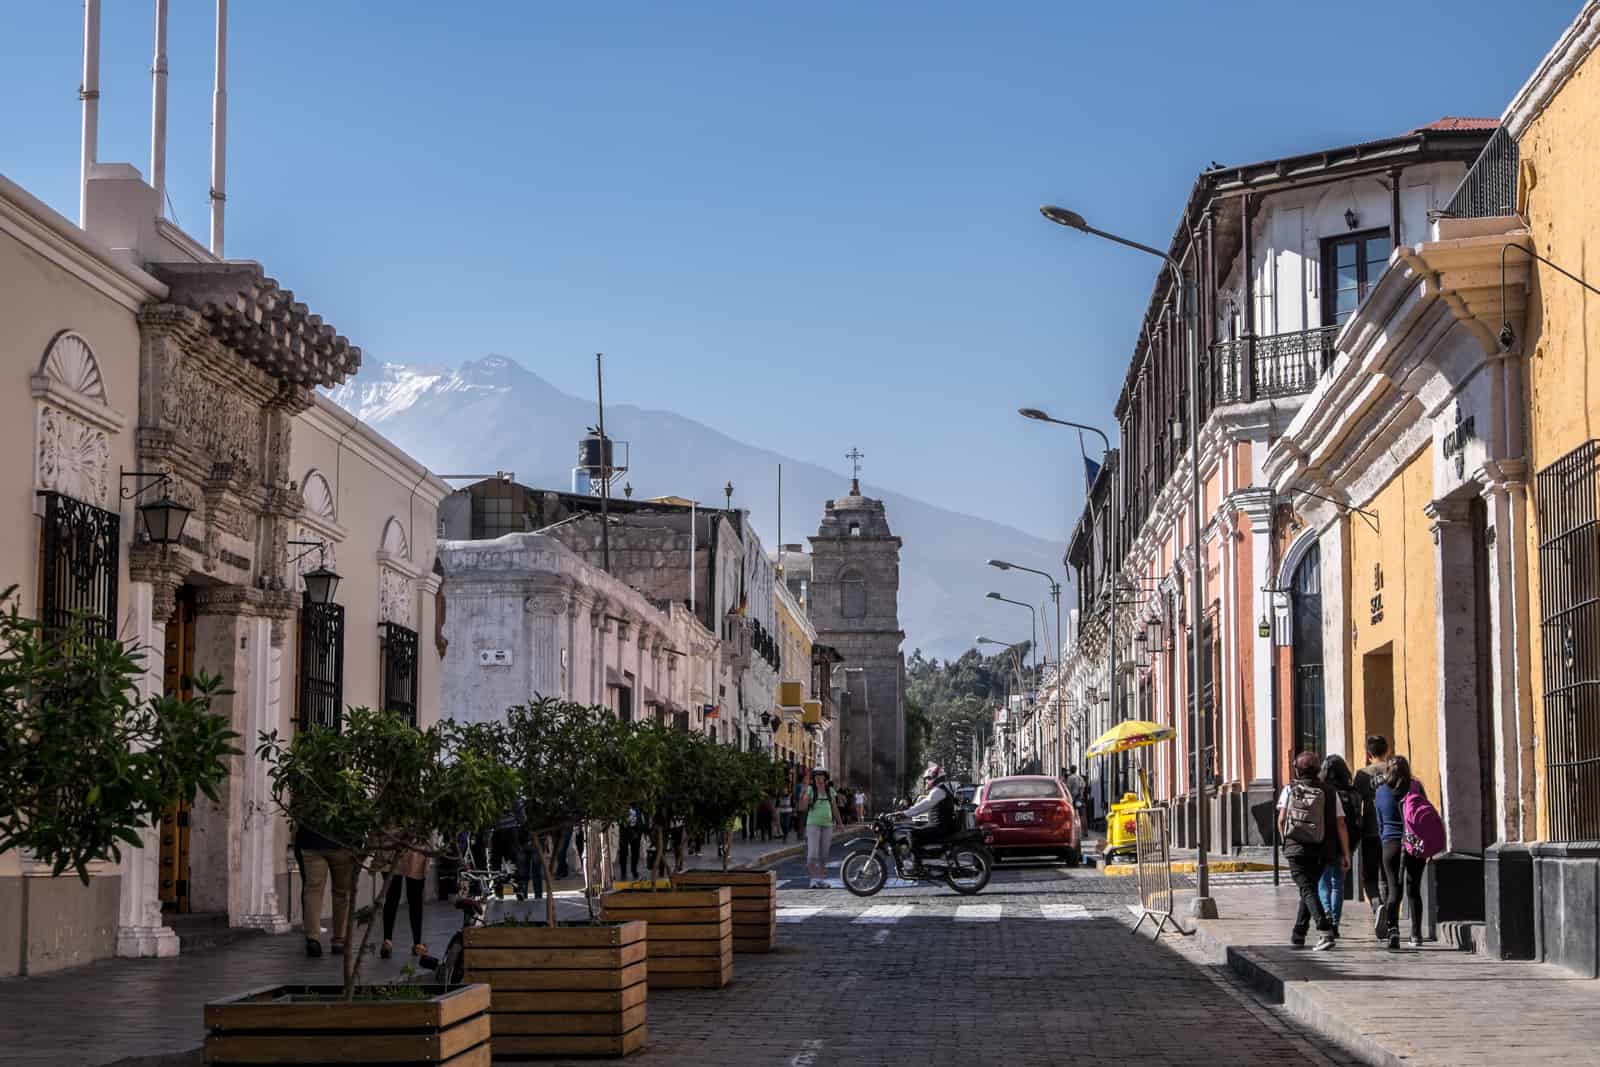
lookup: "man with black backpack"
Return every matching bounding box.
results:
[1277,751,1351,951]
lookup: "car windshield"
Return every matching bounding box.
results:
[986,780,1062,800]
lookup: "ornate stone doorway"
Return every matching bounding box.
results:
[157,585,198,915]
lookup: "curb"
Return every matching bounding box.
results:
[736,824,869,870]
[1099,860,1277,877]
[1224,946,1407,1067]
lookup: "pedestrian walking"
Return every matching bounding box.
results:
[490,800,533,899]
[854,786,867,824]
[295,823,355,958]
[618,802,644,882]
[757,795,775,842]
[1353,735,1390,925]
[1277,751,1350,951]
[378,834,428,960]
[1064,765,1087,823]
[1319,754,1362,940]
[777,778,795,842]
[801,767,840,888]
[1375,755,1445,950]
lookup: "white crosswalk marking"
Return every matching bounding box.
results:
[852,904,912,924]
[1041,903,1093,920]
[776,906,822,924]
[954,903,1001,922]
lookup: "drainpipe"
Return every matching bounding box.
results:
[79,0,102,227]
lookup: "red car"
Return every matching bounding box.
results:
[974,775,1080,866]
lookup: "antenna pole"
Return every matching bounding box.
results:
[151,0,169,215]
[597,353,610,575]
[79,0,102,226]
[209,0,228,256]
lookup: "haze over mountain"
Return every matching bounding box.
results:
[327,356,1067,660]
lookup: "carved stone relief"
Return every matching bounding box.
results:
[379,565,413,628]
[159,349,263,482]
[36,405,111,507]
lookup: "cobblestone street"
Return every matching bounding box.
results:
[2,843,1353,1067]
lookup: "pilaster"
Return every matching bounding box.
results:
[1426,496,1487,852]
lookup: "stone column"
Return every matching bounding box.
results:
[1427,497,1486,853]
[115,579,180,959]
[525,584,567,700]
[1481,465,1536,843]
[237,612,288,932]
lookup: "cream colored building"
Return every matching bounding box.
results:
[0,162,447,975]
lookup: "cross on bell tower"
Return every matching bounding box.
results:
[846,447,864,494]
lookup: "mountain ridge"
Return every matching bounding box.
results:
[326,356,1067,660]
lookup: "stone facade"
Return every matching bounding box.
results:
[808,480,905,809]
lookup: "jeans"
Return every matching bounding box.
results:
[299,846,356,945]
[1317,862,1346,929]
[1381,840,1427,940]
[618,831,642,880]
[381,874,425,946]
[779,811,793,840]
[1286,849,1331,939]
[1358,837,1382,907]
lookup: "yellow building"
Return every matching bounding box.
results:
[1501,0,1600,974]
[773,575,820,768]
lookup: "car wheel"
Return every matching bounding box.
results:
[1063,848,1082,867]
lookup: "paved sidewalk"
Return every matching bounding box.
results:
[0,829,858,1067]
[1147,879,1599,1066]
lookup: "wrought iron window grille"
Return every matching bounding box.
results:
[379,621,419,728]
[37,491,120,640]
[298,595,345,733]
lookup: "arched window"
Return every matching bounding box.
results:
[841,568,867,619]
[1291,543,1325,755]
[848,521,861,537]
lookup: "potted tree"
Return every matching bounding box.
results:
[203,708,516,1067]
[460,698,649,1059]
[0,590,236,879]
[601,725,733,990]
[673,747,787,953]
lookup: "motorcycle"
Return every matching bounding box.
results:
[840,813,993,896]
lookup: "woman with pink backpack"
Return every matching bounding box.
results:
[1372,755,1446,950]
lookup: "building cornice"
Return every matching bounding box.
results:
[1503,1,1600,139]
[304,394,451,506]
[0,173,167,312]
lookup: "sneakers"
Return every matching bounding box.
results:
[1290,934,1307,948]
[1374,914,1388,941]
[1387,933,1401,951]
[1313,934,1337,951]
[304,938,323,959]
[1408,936,1424,949]
[809,878,826,889]
[1329,923,1340,941]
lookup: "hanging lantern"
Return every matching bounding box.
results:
[302,562,342,605]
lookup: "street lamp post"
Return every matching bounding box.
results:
[1040,203,1216,919]
[985,593,1039,771]
[976,635,1028,773]
[988,559,1065,776]
[1018,410,1118,804]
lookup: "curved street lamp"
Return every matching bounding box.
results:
[1040,202,1215,918]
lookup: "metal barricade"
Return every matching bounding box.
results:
[1130,807,1178,938]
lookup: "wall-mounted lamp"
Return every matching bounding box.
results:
[1344,208,1360,231]
[119,469,192,547]
[289,539,342,605]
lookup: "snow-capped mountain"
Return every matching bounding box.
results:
[327,355,1065,660]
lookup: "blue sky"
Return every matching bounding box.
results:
[2,2,1575,540]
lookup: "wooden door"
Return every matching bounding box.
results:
[158,587,197,913]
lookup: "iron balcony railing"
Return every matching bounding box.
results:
[1211,324,1339,405]
[1439,125,1518,220]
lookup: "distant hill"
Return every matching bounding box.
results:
[327,355,1065,660]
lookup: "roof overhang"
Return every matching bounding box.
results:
[149,261,361,387]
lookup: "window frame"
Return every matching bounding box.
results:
[1321,227,1392,329]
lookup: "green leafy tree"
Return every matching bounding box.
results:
[0,591,237,882]
[495,698,639,923]
[257,709,517,997]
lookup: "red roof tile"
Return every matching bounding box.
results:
[1410,116,1500,132]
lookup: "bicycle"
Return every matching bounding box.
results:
[424,855,517,984]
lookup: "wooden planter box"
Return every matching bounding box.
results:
[203,983,490,1065]
[462,921,647,1059]
[600,887,733,990]
[672,870,776,953]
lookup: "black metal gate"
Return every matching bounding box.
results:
[298,597,344,733]
[38,491,119,639]
[1536,441,1600,841]
[380,621,419,728]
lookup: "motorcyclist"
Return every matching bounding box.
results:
[896,763,960,871]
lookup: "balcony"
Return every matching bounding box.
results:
[1211,325,1339,405]
[1438,126,1517,221]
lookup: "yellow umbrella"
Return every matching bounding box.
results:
[1086,719,1176,759]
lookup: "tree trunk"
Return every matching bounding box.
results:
[536,834,558,927]
[344,870,396,1001]
[652,826,666,889]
